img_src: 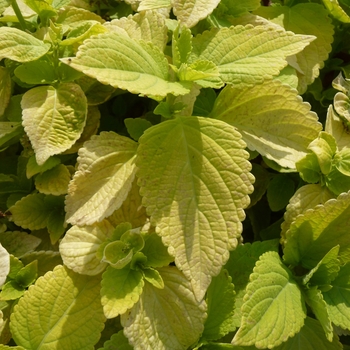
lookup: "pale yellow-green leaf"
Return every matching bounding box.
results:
[56,5,105,28]
[65,132,138,226]
[0,27,50,62]
[121,266,207,350]
[59,220,114,275]
[254,4,334,94]
[0,244,10,288]
[136,116,254,300]
[281,184,335,245]
[190,25,315,87]
[105,10,168,51]
[325,105,350,150]
[138,0,171,11]
[61,32,190,100]
[0,67,11,117]
[211,79,322,169]
[322,0,350,23]
[173,0,220,28]
[10,265,105,350]
[34,164,71,196]
[21,83,87,165]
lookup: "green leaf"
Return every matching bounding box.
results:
[192,88,216,117]
[172,25,192,68]
[61,32,190,100]
[22,0,56,18]
[102,241,133,269]
[173,0,220,28]
[136,116,254,300]
[322,0,350,23]
[325,167,350,196]
[267,174,295,212]
[232,251,306,348]
[283,191,350,269]
[142,233,174,268]
[121,266,206,349]
[0,280,24,300]
[55,6,105,28]
[65,132,138,226]
[254,3,334,93]
[217,0,260,17]
[333,148,350,176]
[202,269,235,341]
[15,260,37,288]
[20,251,62,277]
[10,265,105,350]
[0,27,50,62]
[211,79,322,169]
[0,244,9,287]
[296,153,322,184]
[0,67,11,117]
[101,266,144,318]
[0,122,23,149]
[97,331,133,350]
[59,220,114,275]
[124,118,152,141]
[35,164,71,196]
[142,268,164,289]
[138,0,171,11]
[190,25,314,87]
[21,83,87,165]
[0,231,41,258]
[26,155,61,179]
[323,262,350,330]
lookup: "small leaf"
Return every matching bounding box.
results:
[21,83,87,165]
[124,118,152,141]
[101,266,144,318]
[0,231,41,258]
[15,260,38,288]
[97,331,133,350]
[232,251,306,348]
[10,265,105,350]
[0,280,24,300]
[172,25,192,68]
[296,153,322,184]
[26,155,61,179]
[322,0,350,23]
[142,233,174,268]
[102,241,133,269]
[142,268,164,289]
[333,148,350,176]
[65,132,138,226]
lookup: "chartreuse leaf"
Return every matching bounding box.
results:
[138,0,171,11]
[0,231,41,258]
[190,25,314,87]
[121,266,206,349]
[254,4,334,94]
[106,10,168,51]
[26,155,61,178]
[232,251,306,348]
[0,28,50,62]
[102,241,133,269]
[0,67,11,117]
[35,164,71,196]
[172,25,192,68]
[217,0,260,17]
[211,79,322,169]
[323,262,350,330]
[59,220,114,275]
[142,233,174,268]
[22,0,56,19]
[101,266,144,319]
[142,267,164,289]
[124,118,152,141]
[296,153,322,184]
[202,269,235,341]
[21,83,87,165]
[136,116,254,300]
[0,244,9,288]
[10,265,105,350]
[61,32,190,100]
[272,317,342,350]
[322,0,350,23]
[283,191,350,269]
[97,330,133,350]
[55,6,105,28]
[173,0,220,28]
[65,132,138,226]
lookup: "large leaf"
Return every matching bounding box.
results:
[232,251,306,348]
[189,25,314,87]
[254,3,334,93]
[65,132,138,226]
[173,0,220,28]
[283,191,350,269]
[0,27,50,62]
[59,220,114,275]
[121,266,206,349]
[211,79,322,169]
[136,116,254,300]
[61,31,190,100]
[21,83,87,165]
[10,265,105,350]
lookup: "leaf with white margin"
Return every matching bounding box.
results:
[121,266,207,350]
[189,25,314,87]
[323,262,350,330]
[211,79,322,169]
[173,0,220,28]
[21,83,87,165]
[272,317,342,350]
[105,10,168,51]
[254,3,334,94]
[59,220,114,275]
[10,265,105,350]
[281,184,335,244]
[60,32,190,100]
[322,0,350,23]
[0,27,50,62]
[65,132,138,226]
[283,191,350,269]
[0,231,41,258]
[0,244,10,288]
[101,266,144,318]
[136,116,254,300]
[0,67,11,117]
[232,251,306,348]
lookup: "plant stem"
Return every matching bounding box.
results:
[11,0,27,31]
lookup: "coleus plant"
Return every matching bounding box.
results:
[1,0,350,348]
